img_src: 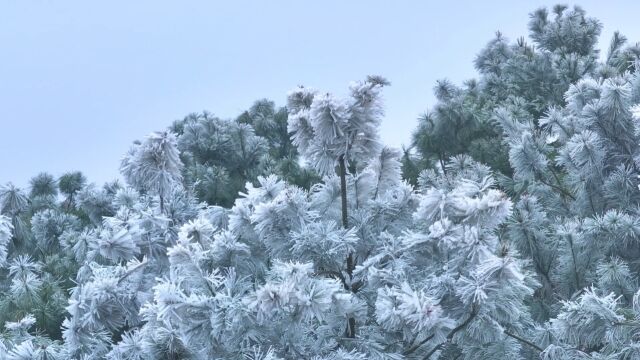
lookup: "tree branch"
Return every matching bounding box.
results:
[504,330,544,352]
[403,334,435,356]
[537,176,576,201]
[423,308,477,359]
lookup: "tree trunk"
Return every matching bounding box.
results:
[339,156,349,229]
[339,156,356,338]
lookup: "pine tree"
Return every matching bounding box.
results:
[121,131,184,214]
[58,171,87,210]
[171,101,319,208]
[403,4,640,358]
[0,183,30,247]
[0,215,12,265]
[287,75,389,338]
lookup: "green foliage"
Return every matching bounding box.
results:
[171,101,319,208]
[58,171,87,209]
[408,6,612,181]
[28,173,58,199]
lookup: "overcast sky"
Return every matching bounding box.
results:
[2,1,640,187]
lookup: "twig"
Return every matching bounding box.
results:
[504,330,544,352]
[423,309,477,359]
[403,334,435,356]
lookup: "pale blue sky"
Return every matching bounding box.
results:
[1,1,639,187]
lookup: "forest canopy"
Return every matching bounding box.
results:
[3,4,640,360]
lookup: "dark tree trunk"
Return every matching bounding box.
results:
[339,156,356,338]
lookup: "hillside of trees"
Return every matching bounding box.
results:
[3,4,640,359]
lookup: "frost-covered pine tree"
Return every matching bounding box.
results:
[0,212,68,359]
[406,5,640,183]
[404,5,640,358]
[29,172,59,211]
[121,131,183,213]
[516,81,640,358]
[361,156,538,359]
[105,77,412,359]
[287,75,390,338]
[97,76,537,360]
[0,215,12,266]
[0,180,83,345]
[59,184,199,359]
[0,183,30,247]
[410,4,640,358]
